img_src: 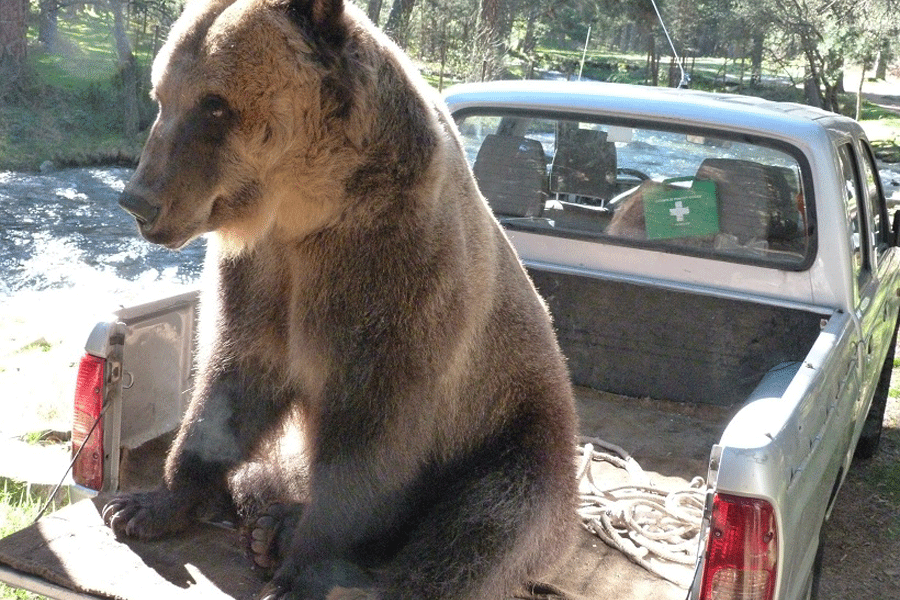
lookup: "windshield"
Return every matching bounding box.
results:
[455,111,814,269]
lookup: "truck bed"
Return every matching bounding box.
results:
[0,387,732,600]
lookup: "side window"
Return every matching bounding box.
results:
[838,143,871,290]
[860,141,890,260]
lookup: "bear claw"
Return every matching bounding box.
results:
[101,490,193,541]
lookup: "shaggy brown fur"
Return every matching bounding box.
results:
[104,1,577,598]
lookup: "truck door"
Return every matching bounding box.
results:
[838,141,898,430]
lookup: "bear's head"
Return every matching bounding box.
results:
[120,0,362,252]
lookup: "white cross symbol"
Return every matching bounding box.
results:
[669,201,690,222]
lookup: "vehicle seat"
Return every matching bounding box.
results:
[695,158,799,244]
[472,134,548,218]
[550,128,617,205]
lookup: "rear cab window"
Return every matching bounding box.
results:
[455,111,815,270]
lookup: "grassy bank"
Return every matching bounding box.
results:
[863,116,900,163]
[5,79,897,172]
[0,87,146,172]
[3,9,899,172]
[0,8,152,172]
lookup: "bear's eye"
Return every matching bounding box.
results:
[200,95,230,120]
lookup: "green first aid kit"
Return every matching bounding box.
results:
[642,177,719,240]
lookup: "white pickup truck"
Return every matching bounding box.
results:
[1,80,897,600]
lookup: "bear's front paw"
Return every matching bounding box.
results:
[102,489,192,540]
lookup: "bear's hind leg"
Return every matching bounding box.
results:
[383,478,569,600]
[380,423,576,600]
[229,454,312,573]
[229,453,311,524]
[258,559,377,600]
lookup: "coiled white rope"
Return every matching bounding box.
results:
[576,436,706,588]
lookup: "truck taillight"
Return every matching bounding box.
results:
[72,353,105,491]
[699,493,778,600]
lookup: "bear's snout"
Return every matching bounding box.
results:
[119,190,161,228]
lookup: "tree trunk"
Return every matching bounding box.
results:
[111,0,139,138]
[874,40,889,79]
[800,38,825,109]
[668,57,679,87]
[471,0,504,82]
[823,80,839,114]
[648,33,658,86]
[833,68,845,94]
[366,0,383,26]
[803,73,823,108]
[383,0,417,46]
[749,32,763,86]
[38,0,58,52]
[855,63,865,121]
[520,6,537,54]
[0,0,29,93]
[619,23,633,53]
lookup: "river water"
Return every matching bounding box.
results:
[2,164,900,307]
[0,167,208,366]
[0,167,205,301]
[0,163,898,426]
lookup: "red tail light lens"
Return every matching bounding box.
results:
[699,493,778,600]
[72,354,105,490]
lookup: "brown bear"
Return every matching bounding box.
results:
[104,0,578,598]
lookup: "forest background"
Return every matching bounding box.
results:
[0,0,898,172]
[1,3,900,600]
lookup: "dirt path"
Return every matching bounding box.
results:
[866,93,900,117]
[819,394,900,598]
[845,69,900,117]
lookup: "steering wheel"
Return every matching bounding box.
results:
[617,167,650,180]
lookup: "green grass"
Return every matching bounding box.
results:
[18,340,52,354]
[2,8,898,171]
[26,7,157,90]
[29,12,119,90]
[0,92,146,171]
[0,8,152,171]
[0,582,45,599]
[863,457,900,540]
[869,461,900,499]
[525,47,792,89]
[0,478,73,599]
[20,431,44,445]
[861,116,900,163]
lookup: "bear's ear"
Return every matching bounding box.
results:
[282,0,345,47]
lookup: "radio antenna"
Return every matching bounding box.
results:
[649,0,689,88]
